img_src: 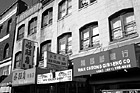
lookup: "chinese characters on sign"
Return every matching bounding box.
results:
[40,51,68,70]
[22,39,34,69]
[73,44,138,76]
[12,68,35,86]
[37,69,72,84]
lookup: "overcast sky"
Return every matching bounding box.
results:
[0,0,39,14]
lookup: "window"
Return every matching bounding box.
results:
[58,33,72,55]
[42,8,53,28]
[17,24,25,40]
[0,25,3,34]
[7,19,12,34]
[3,44,9,59]
[28,17,37,35]
[109,8,136,41]
[14,52,22,69]
[40,40,51,60]
[58,0,72,19]
[80,22,99,50]
[79,0,96,9]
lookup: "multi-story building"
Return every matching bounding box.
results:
[0,0,27,81]
[0,0,28,92]
[11,0,140,93]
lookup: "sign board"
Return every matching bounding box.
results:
[22,39,34,69]
[37,69,72,84]
[12,68,36,86]
[39,51,68,70]
[73,44,138,76]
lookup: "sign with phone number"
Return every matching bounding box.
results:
[73,44,138,76]
[12,68,36,86]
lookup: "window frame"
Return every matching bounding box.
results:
[28,17,37,35]
[7,19,12,34]
[80,22,99,50]
[79,0,97,9]
[58,33,72,55]
[109,8,136,42]
[17,24,25,40]
[58,0,72,19]
[40,40,51,60]
[0,25,3,34]
[14,51,22,69]
[3,44,10,59]
[42,7,53,28]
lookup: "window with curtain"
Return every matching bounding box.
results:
[58,33,72,55]
[79,0,96,9]
[109,8,136,41]
[42,7,53,28]
[17,24,25,40]
[28,17,37,35]
[80,22,99,50]
[58,0,72,19]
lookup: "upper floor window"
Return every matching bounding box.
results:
[58,33,72,55]
[109,8,136,41]
[17,24,25,40]
[0,25,3,34]
[7,19,12,34]
[58,0,72,19]
[14,52,22,69]
[40,40,51,60]
[42,8,53,28]
[79,0,96,9]
[80,22,99,50]
[3,44,10,59]
[28,17,37,35]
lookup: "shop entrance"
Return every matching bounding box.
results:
[102,89,140,93]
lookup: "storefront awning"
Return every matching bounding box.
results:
[0,73,12,87]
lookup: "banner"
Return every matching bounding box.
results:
[37,69,72,84]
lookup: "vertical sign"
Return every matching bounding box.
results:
[22,39,34,69]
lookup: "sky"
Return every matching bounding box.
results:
[0,0,39,14]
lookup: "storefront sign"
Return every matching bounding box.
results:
[73,44,138,76]
[12,68,36,86]
[40,51,68,70]
[37,69,72,84]
[22,39,34,69]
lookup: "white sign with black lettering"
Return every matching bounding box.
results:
[37,69,72,84]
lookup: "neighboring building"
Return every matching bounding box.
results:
[0,0,27,78]
[11,0,140,93]
[0,0,28,93]
[12,3,42,70]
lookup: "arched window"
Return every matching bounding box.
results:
[80,22,99,50]
[17,24,25,40]
[28,17,37,35]
[14,51,22,69]
[3,44,9,59]
[40,40,51,60]
[42,7,53,28]
[58,32,72,55]
[109,8,137,41]
[58,0,72,19]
